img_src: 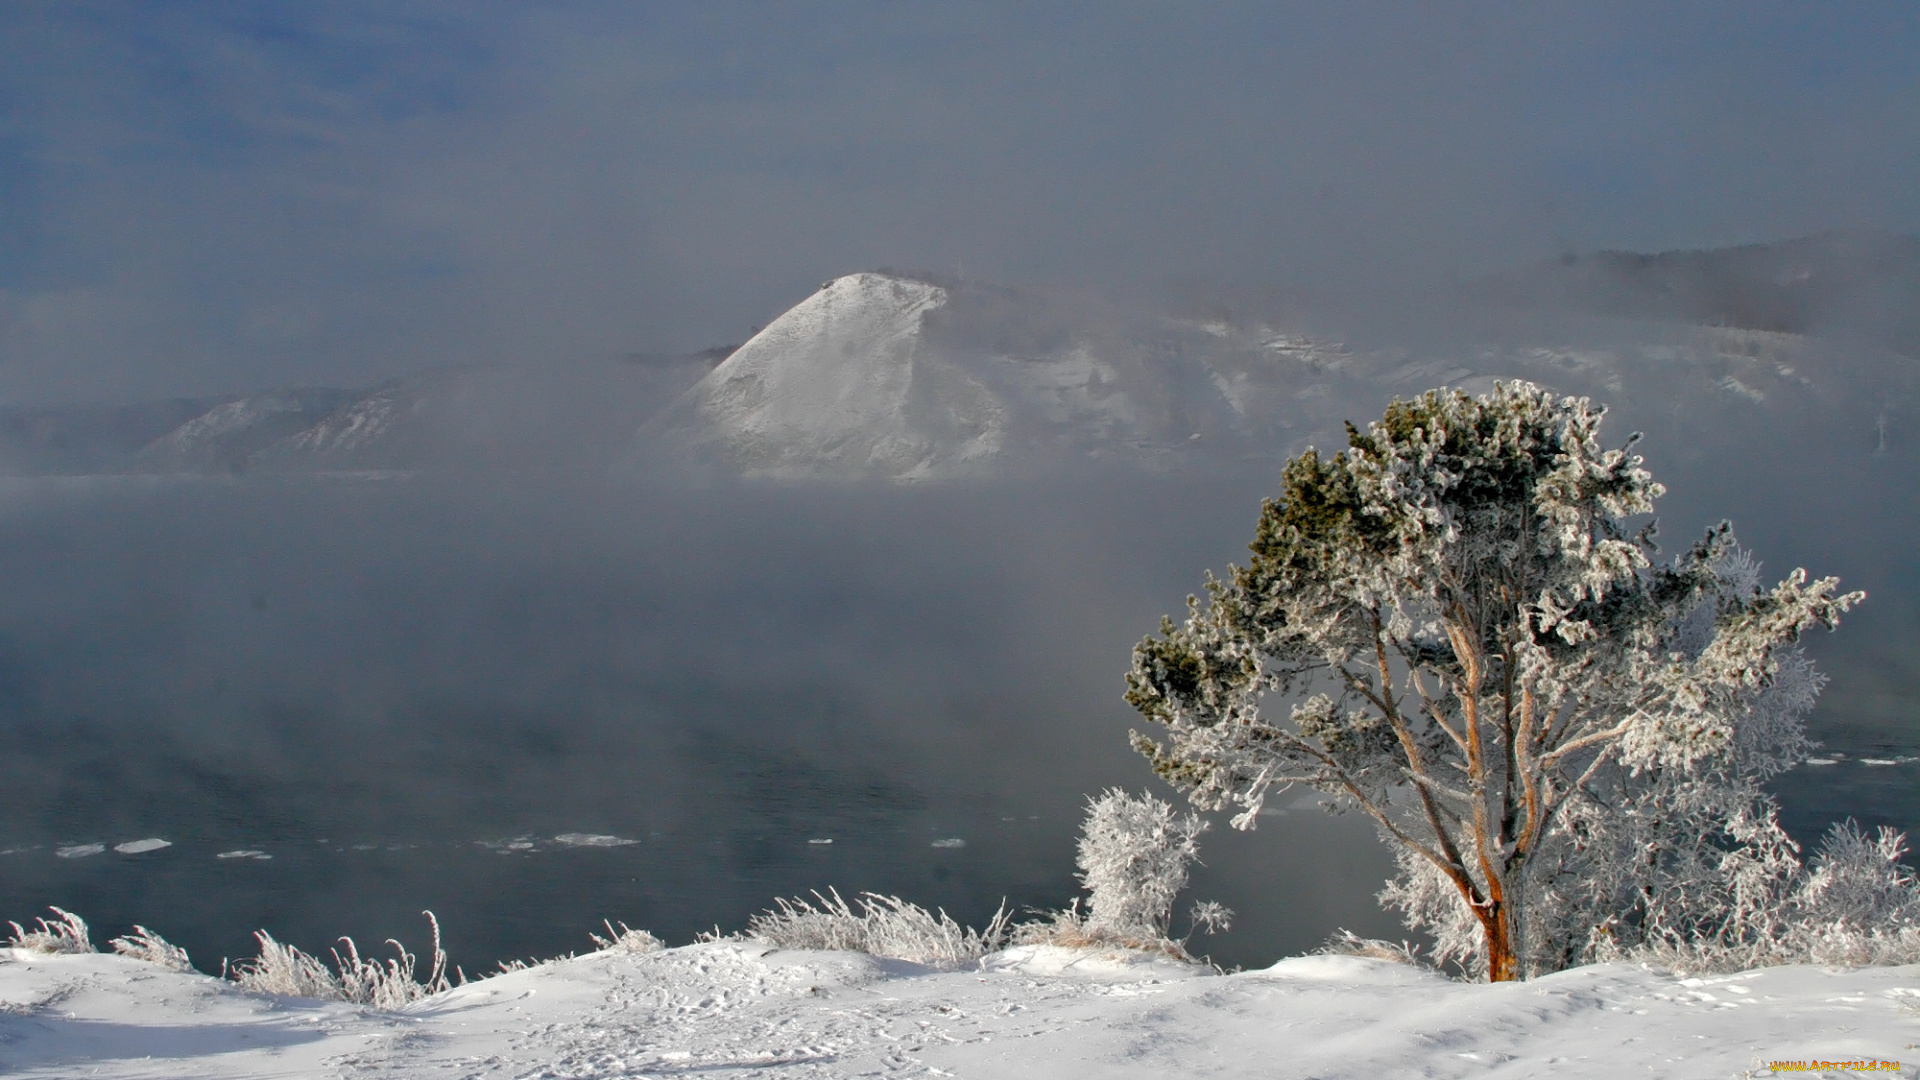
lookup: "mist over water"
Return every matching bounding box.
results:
[0,387,1909,974]
[0,470,1400,971]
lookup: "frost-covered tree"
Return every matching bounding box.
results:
[1124,382,1862,981]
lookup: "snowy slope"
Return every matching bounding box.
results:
[134,389,361,473]
[250,359,720,473]
[0,943,1912,1077]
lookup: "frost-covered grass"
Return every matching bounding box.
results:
[745,889,1012,969]
[108,925,193,971]
[7,907,93,955]
[1313,928,1427,967]
[230,912,450,1008]
[230,931,344,999]
[590,920,665,954]
[1610,917,1920,976]
[1007,899,1225,965]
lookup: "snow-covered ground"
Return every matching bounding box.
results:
[1,941,1911,1078]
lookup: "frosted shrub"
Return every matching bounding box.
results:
[1015,790,1230,958]
[7,907,94,955]
[747,889,1011,969]
[1077,789,1208,940]
[1589,820,1920,975]
[109,926,193,971]
[1763,821,1920,970]
[1795,822,1920,933]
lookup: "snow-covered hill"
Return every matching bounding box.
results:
[655,273,1007,480]
[0,943,1911,1077]
[643,271,1386,480]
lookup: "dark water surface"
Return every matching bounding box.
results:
[0,472,1400,973]
[0,460,1909,975]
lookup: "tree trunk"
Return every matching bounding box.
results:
[1477,902,1520,982]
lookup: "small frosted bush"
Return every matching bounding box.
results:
[1796,822,1920,929]
[1786,822,1920,968]
[1601,820,1920,975]
[1077,789,1215,941]
[7,908,94,955]
[747,889,1010,969]
[1015,790,1230,959]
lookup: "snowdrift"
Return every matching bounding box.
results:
[0,941,1911,1077]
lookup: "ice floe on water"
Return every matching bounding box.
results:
[54,844,104,859]
[807,838,834,845]
[1797,751,1918,767]
[216,850,271,860]
[476,833,641,853]
[930,838,966,848]
[113,838,171,854]
[552,833,638,848]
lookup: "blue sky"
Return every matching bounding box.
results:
[1,1,1915,403]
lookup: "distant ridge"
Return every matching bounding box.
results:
[0,354,718,478]
[1,246,1915,480]
[1472,231,1920,358]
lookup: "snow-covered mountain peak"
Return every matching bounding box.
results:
[747,272,948,354]
[670,272,1005,480]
